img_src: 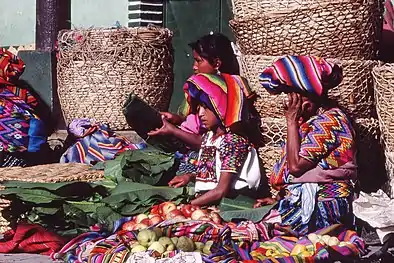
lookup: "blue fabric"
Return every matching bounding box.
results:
[27,118,47,152]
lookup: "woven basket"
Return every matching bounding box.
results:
[241,55,379,119]
[0,163,104,232]
[230,0,382,59]
[373,64,394,196]
[258,145,282,197]
[57,26,174,130]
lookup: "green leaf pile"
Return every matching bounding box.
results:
[219,196,276,223]
[98,146,175,188]
[0,148,190,238]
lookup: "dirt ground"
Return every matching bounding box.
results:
[0,254,61,263]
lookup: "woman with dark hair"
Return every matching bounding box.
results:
[148,33,261,177]
[254,56,357,235]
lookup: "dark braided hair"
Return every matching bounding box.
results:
[189,33,240,75]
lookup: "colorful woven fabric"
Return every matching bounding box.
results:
[0,84,46,153]
[270,108,356,189]
[0,49,46,155]
[61,124,146,165]
[0,48,25,85]
[243,225,365,263]
[194,131,261,193]
[183,73,250,128]
[0,223,65,256]
[278,196,353,236]
[259,56,335,97]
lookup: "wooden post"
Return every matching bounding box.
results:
[36,0,71,52]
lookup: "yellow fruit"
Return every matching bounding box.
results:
[203,240,214,255]
[328,236,340,246]
[131,244,147,253]
[321,235,331,244]
[300,251,312,257]
[148,241,165,254]
[290,244,307,256]
[137,229,158,247]
[176,236,195,252]
[171,237,179,246]
[194,242,205,251]
[307,233,320,244]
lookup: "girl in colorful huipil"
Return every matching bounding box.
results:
[167,73,262,206]
[254,56,357,235]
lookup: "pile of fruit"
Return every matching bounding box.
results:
[122,201,223,231]
[130,228,214,257]
[287,233,353,257]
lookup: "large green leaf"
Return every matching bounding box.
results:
[218,196,276,223]
[0,188,62,204]
[66,201,106,213]
[219,196,256,211]
[1,181,77,191]
[102,182,187,204]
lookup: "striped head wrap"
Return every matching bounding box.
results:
[259,55,337,97]
[0,48,25,85]
[183,73,249,128]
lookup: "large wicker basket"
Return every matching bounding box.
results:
[230,0,382,59]
[241,55,379,119]
[57,26,174,130]
[0,163,104,232]
[259,117,386,193]
[373,64,394,197]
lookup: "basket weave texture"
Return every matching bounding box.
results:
[241,55,378,119]
[373,64,394,195]
[57,26,174,130]
[230,0,382,59]
[0,163,104,232]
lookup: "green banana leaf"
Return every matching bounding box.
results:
[102,182,189,204]
[219,196,276,223]
[0,188,63,204]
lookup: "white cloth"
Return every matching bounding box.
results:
[287,183,319,224]
[126,251,202,263]
[353,190,394,243]
[194,132,261,193]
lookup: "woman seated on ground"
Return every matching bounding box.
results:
[148,32,261,176]
[0,48,51,167]
[254,56,357,235]
[166,73,262,206]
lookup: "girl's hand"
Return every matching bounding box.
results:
[168,174,193,188]
[285,93,302,123]
[160,112,184,125]
[147,116,177,137]
[253,197,278,208]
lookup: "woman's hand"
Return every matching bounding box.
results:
[285,93,302,124]
[253,197,279,208]
[168,174,194,188]
[160,112,185,125]
[147,116,177,137]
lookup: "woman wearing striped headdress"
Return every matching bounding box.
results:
[165,73,263,206]
[254,56,357,235]
[148,33,262,181]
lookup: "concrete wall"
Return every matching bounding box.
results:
[0,0,36,46]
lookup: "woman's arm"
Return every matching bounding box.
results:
[147,117,202,149]
[190,172,233,206]
[285,93,315,177]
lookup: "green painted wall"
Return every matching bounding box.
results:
[0,0,129,46]
[0,0,36,46]
[165,0,234,112]
[71,0,128,28]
